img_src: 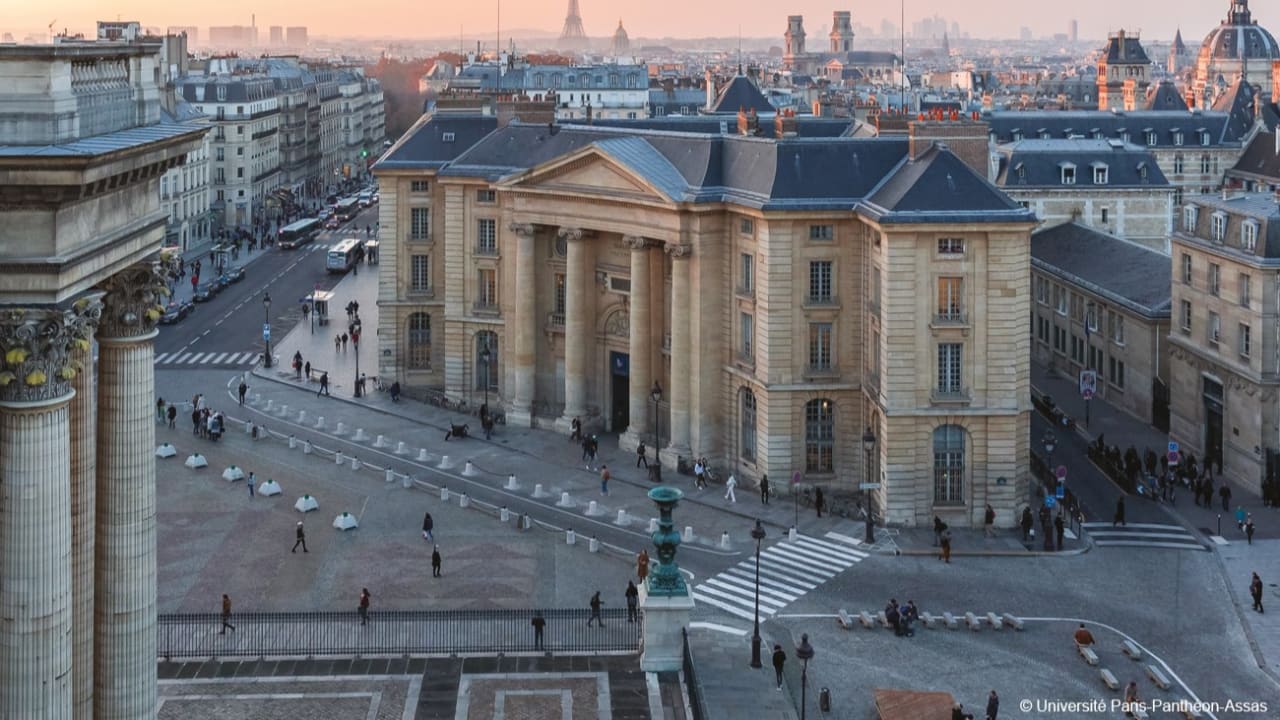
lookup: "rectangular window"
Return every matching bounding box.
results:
[1211,212,1227,242]
[1100,207,1109,224]
[1242,221,1258,251]
[740,253,754,295]
[1239,273,1251,307]
[1209,263,1221,296]
[809,224,834,241]
[1070,294,1084,323]
[410,180,429,192]
[937,343,962,394]
[236,167,244,178]
[937,277,963,321]
[1108,356,1126,389]
[740,313,754,360]
[809,323,833,370]
[215,147,224,161]
[1061,165,1076,185]
[1085,303,1098,333]
[1111,313,1126,345]
[1088,344,1103,372]
[1035,276,1048,304]
[410,207,430,240]
[1180,300,1192,333]
[938,237,965,255]
[475,188,496,203]
[933,426,965,506]
[1209,311,1221,345]
[1093,166,1108,184]
[1053,325,1067,353]
[739,217,754,235]
[554,273,566,318]
[1054,285,1067,315]
[1240,323,1252,358]
[476,219,497,255]
[1069,334,1084,364]
[476,269,497,308]
[1181,253,1192,284]
[870,267,881,311]
[808,261,833,304]
[1037,315,1050,342]
[410,255,431,292]
[871,329,881,378]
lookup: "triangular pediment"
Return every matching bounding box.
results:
[500,144,678,204]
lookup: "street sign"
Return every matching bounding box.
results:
[1055,465,1067,479]
[858,483,882,490]
[1168,450,1180,465]
[1168,441,1179,453]
[1082,388,1094,401]
[791,471,801,485]
[1056,483,1065,499]
[1079,370,1098,398]
[1044,495,1057,508]
[262,328,271,341]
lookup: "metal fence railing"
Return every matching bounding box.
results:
[681,627,709,720]
[159,608,640,659]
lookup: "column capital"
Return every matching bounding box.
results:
[509,222,537,237]
[97,253,180,340]
[623,235,656,250]
[0,294,102,405]
[664,243,693,259]
[557,227,593,242]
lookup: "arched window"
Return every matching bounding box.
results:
[475,331,498,390]
[407,313,431,369]
[933,425,966,505]
[804,399,834,473]
[740,388,757,462]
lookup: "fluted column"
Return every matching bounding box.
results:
[0,300,100,718]
[624,236,652,442]
[68,296,103,720]
[94,258,172,719]
[557,227,588,432]
[509,223,537,427]
[663,244,692,462]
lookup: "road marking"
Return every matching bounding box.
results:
[822,531,863,547]
[173,353,192,364]
[687,622,747,636]
[186,353,205,364]
[155,353,171,363]
[1210,535,1229,545]
[706,574,797,603]
[211,353,229,364]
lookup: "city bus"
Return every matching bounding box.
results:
[334,197,360,222]
[326,237,364,273]
[277,217,321,249]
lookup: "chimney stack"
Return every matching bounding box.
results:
[738,108,760,136]
[774,108,799,137]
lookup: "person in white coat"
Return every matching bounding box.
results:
[724,474,737,503]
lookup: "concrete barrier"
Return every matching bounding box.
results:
[1078,645,1099,666]
[720,531,730,549]
[942,612,958,630]
[586,500,599,516]
[964,612,981,631]
[302,440,311,454]
[288,436,297,449]
[566,529,576,545]
[683,526,694,542]
[616,509,627,525]
[1099,668,1119,690]
[440,487,450,501]
[985,612,1003,630]
[278,404,289,418]
[1146,664,1170,691]
[334,422,347,436]
[556,492,573,507]
[1001,613,1025,631]
[437,455,451,469]
[373,435,387,448]
[1121,640,1143,660]
[649,518,659,532]
[589,536,600,553]
[788,527,798,542]
[297,410,307,424]
[385,469,395,483]
[264,399,274,412]
[459,493,469,508]
[877,610,891,628]
[919,612,937,629]
[857,611,876,629]
[350,456,360,471]
[335,452,344,465]
[836,609,853,630]
[500,507,510,522]
[417,448,429,462]
[332,512,358,531]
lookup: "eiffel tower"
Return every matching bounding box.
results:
[559,0,589,50]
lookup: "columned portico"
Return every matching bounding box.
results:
[93,261,170,719]
[68,296,103,720]
[508,222,537,427]
[660,244,692,467]
[556,227,589,433]
[621,235,654,450]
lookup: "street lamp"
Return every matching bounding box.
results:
[352,322,362,398]
[795,633,814,720]
[749,519,766,668]
[1043,431,1057,487]
[480,341,492,409]
[262,293,273,368]
[650,381,663,482]
[862,426,877,544]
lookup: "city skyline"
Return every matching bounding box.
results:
[8,0,1275,45]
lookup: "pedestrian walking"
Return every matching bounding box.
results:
[814,487,825,518]
[191,408,202,436]
[625,581,639,622]
[587,591,604,627]
[1113,496,1126,527]
[939,527,952,563]
[317,372,330,397]
[167,404,177,428]
[986,690,999,720]
[983,504,995,538]
[304,361,311,381]
[570,417,582,442]
[1020,507,1033,542]
[156,397,166,423]
[341,333,348,350]
[358,588,371,625]
[771,644,786,690]
[431,546,442,577]
[636,549,649,582]
[531,611,546,650]
[581,434,592,462]
[693,459,706,489]
[334,335,342,352]
[1251,572,1264,613]
[724,474,737,503]
[422,512,434,543]
[1220,483,1232,511]
[760,474,770,504]
[934,516,946,546]
[600,465,611,495]
[1054,513,1065,551]
[1123,681,1141,718]
[292,521,308,553]
[1245,516,1255,544]
[238,381,247,406]
[247,472,255,498]
[636,441,648,469]
[220,594,236,634]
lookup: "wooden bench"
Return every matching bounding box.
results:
[1145,664,1170,690]
[836,609,853,630]
[877,610,892,629]
[964,612,982,631]
[1121,640,1144,660]
[985,612,1003,630]
[1077,644,1099,666]
[1001,613,1025,631]
[919,612,937,629]
[942,612,958,630]
[858,611,876,629]
[1099,668,1119,690]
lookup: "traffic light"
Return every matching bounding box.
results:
[360,147,368,158]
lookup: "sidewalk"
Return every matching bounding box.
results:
[686,626,797,720]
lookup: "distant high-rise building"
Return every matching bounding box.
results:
[559,0,589,50]
[167,26,198,45]
[96,21,142,42]
[1070,19,1078,43]
[208,25,256,48]
[269,26,284,46]
[285,26,308,49]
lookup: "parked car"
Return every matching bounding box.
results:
[223,266,246,284]
[371,192,379,204]
[159,300,194,324]
[192,281,220,302]
[325,216,341,230]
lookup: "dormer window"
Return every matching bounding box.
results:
[1137,162,1149,181]
[1092,163,1108,185]
[1172,130,1184,146]
[1012,129,1023,141]
[1200,129,1211,146]
[1183,205,1199,233]
[1242,220,1259,252]
[1060,162,1077,185]
[1038,128,1051,140]
[1144,129,1157,146]
[1014,162,1026,181]
[1119,130,1130,143]
[216,85,227,101]
[1211,211,1227,243]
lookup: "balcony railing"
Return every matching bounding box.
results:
[804,294,838,308]
[474,243,499,257]
[547,312,565,329]
[472,300,500,316]
[931,386,972,405]
[932,310,969,326]
[407,232,432,243]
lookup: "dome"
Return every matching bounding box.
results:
[612,20,630,54]
[1198,0,1279,62]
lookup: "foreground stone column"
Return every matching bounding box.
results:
[640,486,693,672]
[0,302,99,718]
[662,244,692,465]
[94,261,170,719]
[557,228,588,433]
[624,236,652,443]
[68,297,103,720]
[509,223,536,427]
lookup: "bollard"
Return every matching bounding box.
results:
[683,526,694,542]
[649,518,659,533]
[589,536,600,553]
[557,491,572,507]
[251,393,261,404]
[353,428,368,442]
[335,451,344,465]
[264,399,274,412]
[315,416,326,430]
[402,474,413,489]
[616,509,627,525]
[566,529,576,545]
[789,527,798,542]
[335,422,347,436]
[459,493,470,508]
[302,440,311,454]
[463,461,477,476]
[385,469,395,483]
[244,421,254,435]
[441,487,450,502]
[437,455,451,469]
[278,404,289,418]
[350,456,360,471]
[720,531,730,549]
[500,507,510,522]
[297,410,307,424]
[522,513,531,531]
[395,441,408,455]
[587,500,599,515]
[288,436,297,449]
[506,474,518,490]
[374,435,386,448]
[417,448,430,462]
[533,483,546,498]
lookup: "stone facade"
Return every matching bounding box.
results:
[375,116,1037,529]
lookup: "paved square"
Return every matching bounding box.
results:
[455,674,610,720]
[158,676,420,720]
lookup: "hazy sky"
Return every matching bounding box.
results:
[9,0,1276,45]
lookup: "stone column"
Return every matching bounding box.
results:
[509,222,537,427]
[623,236,652,447]
[94,259,171,719]
[0,301,100,718]
[68,296,103,720]
[557,227,588,433]
[661,244,692,466]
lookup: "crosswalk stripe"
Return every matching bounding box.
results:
[760,551,837,577]
[1088,530,1199,541]
[1094,540,1208,550]
[155,353,171,363]
[691,592,757,621]
[708,574,797,603]
[695,584,771,613]
[723,567,803,596]
[800,535,870,559]
[702,580,788,609]
[779,542,859,569]
[823,531,864,547]
[186,353,205,364]
[754,564,819,589]
[173,353,191,364]
[1083,522,1188,531]
[211,353,229,364]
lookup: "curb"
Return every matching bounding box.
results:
[1209,547,1280,689]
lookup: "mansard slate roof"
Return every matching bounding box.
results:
[1185,192,1280,258]
[1031,222,1171,318]
[1227,131,1280,183]
[994,139,1169,188]
[382,114,1026,219]
[1210,79,1260,141]
[985,110,1248,146]
[566,115,856,138]
[1142,81,1188,112]
[709,74,774,114]
[1103,34,1151,64]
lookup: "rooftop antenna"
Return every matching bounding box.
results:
[496,0,501,63]
[900,0,907,111]
[738,25,742,73]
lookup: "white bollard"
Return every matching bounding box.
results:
[500,507,510,522]
[683,526,694,542]
[335,452,344,465]
[566,529,576,545]
[437,455,451,469]
[589,536,600,553]
[402,474,413,489]
[649,518,659,533]
[244,421,253,435]
[557,492,572,507]
[335,422,347,436]
[462,461,477,476]
[251,393,261,404]
[288,436,297,449]
[303,440,312,454]
[373,435,386,448]
[278,404,289,418]
[459,493,469,508]
[395,441,408,455]
[297,410,307,424]
[440,487,450,502]
[505,474,518,490]
[587,500,599,515]
[315,416,326,430]
[789,527,798,542]
[616,509,627,525]
[353,428,368,442]
[385,469,395,483]
[264,399,274,412]
[720,531,731,549]
[417,448,430,462]
[533,483,546,498]
[350,456,360,471]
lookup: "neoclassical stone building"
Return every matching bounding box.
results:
[375,110,1036,528]
[0,43,204,717]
